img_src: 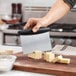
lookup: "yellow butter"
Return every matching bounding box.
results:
[28,51,42,59]
[28,53,35,59]
[34,51,42,59]
[59,58,70,64]
[52,55,63,63]
[44,52,55,62]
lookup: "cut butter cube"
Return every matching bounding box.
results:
[52,55,70,64]
[33,51,42,59]
[52,55,63,63]
[28,51,42,59]
[44,52,55,62]
[59,58,70,64]
[28,53,35,59]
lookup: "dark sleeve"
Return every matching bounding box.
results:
[63,0,76,8]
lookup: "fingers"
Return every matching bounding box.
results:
[32,23,41,32]
[23,18,42,32]
[23,18,33,30]
[23,23,29,30]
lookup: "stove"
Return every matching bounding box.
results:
[7,23,76,47]
[8,22,26,30]
[50,23,76,32]
[2,22,26,46]
[49,23,76,47]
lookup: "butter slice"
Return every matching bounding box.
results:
[44,52,55,62]
[28,51,42,59]
[59,58,70,64]
[52,55,70,64]
[34,51,42,59]
[28,53,35,59]
[52,55,63,63]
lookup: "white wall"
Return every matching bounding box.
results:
[0,0,55,15]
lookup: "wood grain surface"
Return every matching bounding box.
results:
[13,54,76,76]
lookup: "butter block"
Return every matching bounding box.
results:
[59,58,70,64]
[28,53,35,59]
[33,51,42,59]
[52,55,70,64]
[44,52,55,62]
[28,51,42,59]
[52,55,63,63]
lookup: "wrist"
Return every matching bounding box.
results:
[39,16,52,27]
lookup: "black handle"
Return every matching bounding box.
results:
[10,22,26,26]
[18,27,50,35]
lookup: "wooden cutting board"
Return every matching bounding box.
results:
[13,54,76,76]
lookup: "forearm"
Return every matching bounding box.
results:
[41,0,70,26]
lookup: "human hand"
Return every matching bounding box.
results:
[24,18,48,32]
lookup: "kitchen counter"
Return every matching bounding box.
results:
[0,45,22,54]
[0,45,54,76]
[0,70,52,76]
[0,45,76,76]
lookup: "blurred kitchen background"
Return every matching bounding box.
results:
[0,0,76,48]
[0,0,55,22]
